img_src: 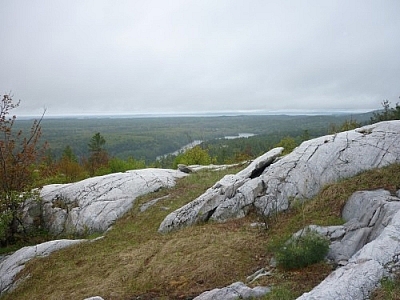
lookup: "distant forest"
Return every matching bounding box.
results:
[14,112,374,166]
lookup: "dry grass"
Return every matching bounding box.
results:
[371,273,400,300]
[3,163,400,300]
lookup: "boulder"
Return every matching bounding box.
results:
[159,121,400,233]
[0,239,85,295]
[296,209,400,299]
[24,168,187,235]
[296,189,400,299]
[330,190,400,264]
[178,164,193,173]
[193,282,270,300]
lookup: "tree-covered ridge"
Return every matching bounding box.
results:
[11,104,395,185]
[10,99,398,182]
[15,112,374,163]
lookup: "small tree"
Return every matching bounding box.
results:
[87,132,109,175]
[0,94,45,245]
[61,145,78,163]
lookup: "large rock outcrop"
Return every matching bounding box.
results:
[159,147,284,232]
[159,121,400,233]
[24,169,187,235]
[297,189,400,299]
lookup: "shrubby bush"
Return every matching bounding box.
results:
[0,94,46,245]
[275,231,329,270]
[107,157,146,173]
[173,145,215,168]
[274,136,298,155]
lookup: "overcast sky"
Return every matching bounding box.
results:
[1,1,400,116]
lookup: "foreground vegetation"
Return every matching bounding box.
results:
[2,163,400,300]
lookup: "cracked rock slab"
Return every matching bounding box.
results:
[296,190,400,299]
[23,168,187,235]
[297,259,384,300]
[296,211,400,300]
[328,190,400,264]
[158,148,284,233]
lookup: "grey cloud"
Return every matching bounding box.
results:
[1,0,400,116]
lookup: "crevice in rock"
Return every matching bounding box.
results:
[203,207,218,222]
[229,286,242,298]
[305,142,322,163]
[337,132,350,164]
[249,158,276,179]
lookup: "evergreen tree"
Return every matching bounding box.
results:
[87,132,109,175]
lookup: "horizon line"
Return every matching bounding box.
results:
[17,108,376,119]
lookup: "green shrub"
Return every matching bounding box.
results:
[275,230,329,270]
[173,145,215,168]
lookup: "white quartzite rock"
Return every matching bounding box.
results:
[24,168,187,235]
[159,121,400,233]
[193,281,270,300]
[296,189,400,299]
[297,260,384,300]
[297,210,400,300]
[159,147,284,232]
[330,189,400,264]
[0,239,85,295]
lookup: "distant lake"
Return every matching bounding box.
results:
[223,133,256,140]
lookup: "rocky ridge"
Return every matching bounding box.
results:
[159,121,400,233]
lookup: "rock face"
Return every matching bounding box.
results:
[159,147,284,232]
[0,239,85,295]
[331,189,400,264]
[297,189,400,300]
[193,282,270,300]
[159,121,400,233]
[24,169,187,235]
